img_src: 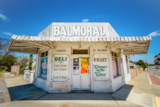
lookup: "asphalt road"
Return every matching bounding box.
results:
[148,66,160,77]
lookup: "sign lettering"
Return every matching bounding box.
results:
[52,55,69,81]
[93,54,109,80]
[94,65,107,76]
[53,26,106,36]
[54,57,67,61]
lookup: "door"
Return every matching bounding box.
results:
[71,56,91,90]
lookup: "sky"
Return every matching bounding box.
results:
[0,0,160,64]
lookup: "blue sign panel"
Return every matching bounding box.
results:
[40,57,48,78]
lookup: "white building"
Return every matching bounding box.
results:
[8,23,151,93]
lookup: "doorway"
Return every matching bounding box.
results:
[71,55,91,90]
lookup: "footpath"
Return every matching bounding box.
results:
[0,76,10,103]
[0,72,30,104]
[112,71,159,107]
[0,71,160,107]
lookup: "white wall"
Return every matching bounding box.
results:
[91,45,112,93]
[33,42,131,93]
[111,50,131,92]
[33,48,51,92]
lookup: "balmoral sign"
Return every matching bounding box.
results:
[38,23,120,37]
[53,26,106,36]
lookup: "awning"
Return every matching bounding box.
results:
[8,35,151,55]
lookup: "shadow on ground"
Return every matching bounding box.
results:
[8,84,133,101]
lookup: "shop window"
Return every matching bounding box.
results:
[40,51,48,78]
[41,51,48,57]
[73,58,79,75]
[81,58,89,74]
[73,49,88,54]
[112,52,120,78]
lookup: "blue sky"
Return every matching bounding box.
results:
[0,0,160,64]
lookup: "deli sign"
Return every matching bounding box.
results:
[52,55,69,82]
[54,57,67,61]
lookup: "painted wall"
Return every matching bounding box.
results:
[33,42,131,93]
[91,46,112,93]
[111,52,131,92]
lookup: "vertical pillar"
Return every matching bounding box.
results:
[121,49,128,83]
[90,46,93,91]
[109,48,114,92]
[46,49,52,92]
[34,54,39,80]
[121,49,125,83]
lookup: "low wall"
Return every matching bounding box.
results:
[24,70,35,83]
[11,65,20,75]
[130,68,143,80]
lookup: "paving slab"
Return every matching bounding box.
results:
[5,77,30,88]
[8,84,33,94]
[112,88,132,100]
[116,101,145,107]
[1,71,159,107]
[153,88,160,97]
[38,94,71,100]
[21,93,48,100]
[10,85,47,101]
[0,101,119,107]
[127,90,156,107]
[0,78,11,104]
[38,93,114,100]
[70,93,113,100]
[112,72,157,107]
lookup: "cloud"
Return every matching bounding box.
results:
[82,19,89,22]
[0,13,10,21]
[3,32,13,36]
[148,30,160,37]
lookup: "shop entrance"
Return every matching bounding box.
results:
[71,55,91,90]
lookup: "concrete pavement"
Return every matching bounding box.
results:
[112,72,157,107]
[0,100,145,107]
[4,72,30,88]
[0,71,160,107]
[0,77,11,104]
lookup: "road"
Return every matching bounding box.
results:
[148,66,160,77]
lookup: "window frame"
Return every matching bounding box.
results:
[126,55,130,74]
[111,51,120,78]
[39,51,48,79]
[72,49,89,54]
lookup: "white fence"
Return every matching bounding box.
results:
[24,70,35,83]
